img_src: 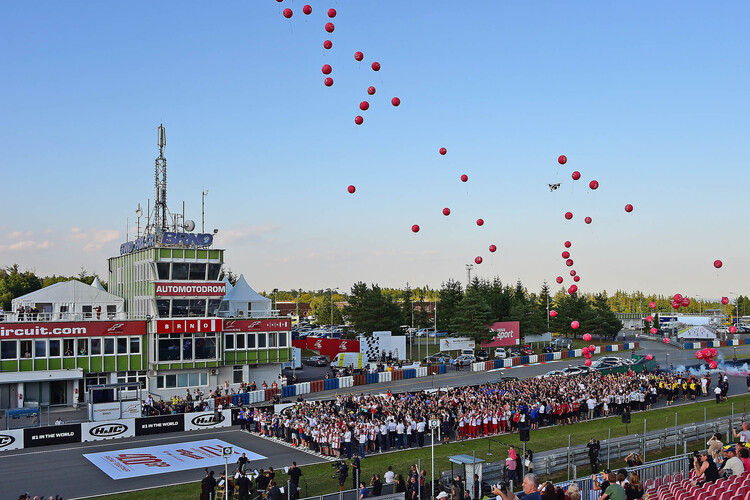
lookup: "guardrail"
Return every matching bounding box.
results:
[298,483,399,500]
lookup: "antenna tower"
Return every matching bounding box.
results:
[153,124,169,232]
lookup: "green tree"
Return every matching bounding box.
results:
[437,279,463,331]
[400,284,414,328]
[449,290,494,343]
[0,265,42,310]
[310,292,344,326]
[413,286,433,329]
[342,282,402,334]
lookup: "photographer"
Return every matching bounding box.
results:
[333,460,349,491]
[690,451,720,487]
[491,473,541,500]
[587,439,601,474]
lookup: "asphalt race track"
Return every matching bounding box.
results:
[2,340,749,499]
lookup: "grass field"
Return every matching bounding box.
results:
[83,392,750,500]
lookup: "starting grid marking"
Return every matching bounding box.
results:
[84,438,265,480]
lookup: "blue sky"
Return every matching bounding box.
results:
[0,1,748,297]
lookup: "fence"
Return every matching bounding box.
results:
[299,483,399,500]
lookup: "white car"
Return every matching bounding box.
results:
[562,367,588,376]
[591,356,622,368]
[495,348,508,359]
[536,370,565,379]
[455,354,476,365]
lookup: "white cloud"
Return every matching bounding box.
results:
[217,224,279,245]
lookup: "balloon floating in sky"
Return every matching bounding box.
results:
[324,77,333,87]
[649,302,657,309]
[360,101,369,111]
[709,360,718,369]
[283,8,293,18]
[564,241,571,248]
[695,351,704,359]
[323,40,332,49]
[566,259,573,267]
[460,174,468,182]
[371,61,381,71]
[354,51,364,61]
[714,260,723,269]
[354,115,363,125]
[476,219,484,226]
[565,212,573,220]
[411,225,420,233]
[439,147,447,155]
[568,284,578,294]
[573,275,580,282]
[721,297,729,305]
[562,251,570,259]
[589,180,599,190]
[442,208,451,216]
[589,345,596,352]
[327,8,337,17]
[325,22,335,33]
[558,155,567,165]
[489,244,497,253]
[303,4,312,15]
[572,171,581,181]
[674,294,683,302]
[570,270,576,276]
[584,217,592,224]
[585,359,592,367]
[583,333,592,341]
[556,276,563,284]
[646,315,653,322]
[550,310,557,318]
[475,256,483,264]
[625,204,634,213]
[646,354,653,361]
[391,97,401,107]
[322,64,332,75]
[662,336,669,342]
[681,297,690,307]
[571,321,580,329]
[367,86,376,95]
[347,185,356,194]
[730,326,737,334]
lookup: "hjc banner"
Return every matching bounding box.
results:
[306,338,360,358]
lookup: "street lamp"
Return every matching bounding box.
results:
[272,288,279,315]
[696,295,702,315]
[730,292,740,321]
[329,287,339,333]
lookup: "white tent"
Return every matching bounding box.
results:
[677,326,716,340]
[11,280,125,321]
[218,274,271,318]
[90,276,106,291]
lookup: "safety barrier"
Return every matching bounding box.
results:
[472,362,484,372]
[282,385,296,398]
[512,357,521,366]
[528,355,538,364]
[353,374,366,386]
[392,369,404,381]
[310,380,324,393]
[339,376,354,388]
[367,373,378,384]
[416,366,428,377]
[611,344,619,352]
[264,388,280,401]
[378,371,392,383]
[544,353,553,362]
[561,350,569,359]
[296,382,310,395]
[323,378,338,391]
[403,368,415,379]
[428,365,439,375]
[553,351,561,360]
[438,364,447,374]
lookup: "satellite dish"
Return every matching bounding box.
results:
[183,219,196,232]
[135,207,143,218]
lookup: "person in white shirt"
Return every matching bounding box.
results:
[720,448,745,476]
[416,419,426,447]
[384,465,395,484]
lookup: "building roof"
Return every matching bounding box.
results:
[222,274,270,303]
[90,277,106,291]
[12,279,124,305]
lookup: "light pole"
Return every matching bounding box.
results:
[696,295,702,315]
[731,292,740,322]
[329,287,339,333]
[273,288,278,314]
[465,264,473,287]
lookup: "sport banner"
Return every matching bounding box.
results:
[83,438,265,480]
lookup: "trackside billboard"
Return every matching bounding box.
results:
[481,321,520,347]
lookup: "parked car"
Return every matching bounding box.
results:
[424,352,452,364]
[509,347,522,357]
[521,344,534,355]
[494,348,508,359]
[455,354,476,366]
[591,356,622,368]
[542,343,561,353]
[306,355,329,367]
[536,370,565,379]
[562,366,587,377]
[476,349,490,361]
[435,331,449,338]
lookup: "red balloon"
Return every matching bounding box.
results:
[322,64,332,75]
[681,298,690,307]
[556,276,563,284]
[562,251,570,259]
[585,359,592,367]
[584,217,592,224]
[673,294,683,302]
[475,256,483,265]
[476,219,484,226]
[589,180,599,190]
[646,355,653,361]
[702,348,711,356]
[283,8,293,18]
[662,336,669,342]
[696,351,704,359]
[566,259,573,267]
[709,360,718,369]
[573,275,580,282]
[572,171,581,181]
[558,155,567,165]
[564,241,571,248]
[276,0,283,2]
[589,345,596,352]
[360,101,370,111]
[323,40,333,50]
[411,225,420,233]
[354,51,364,61]
[439,147,447,155]
[489,244,497,253]
[571,321,580,329]
[709,348,718,357]
[367,86,376,95]
[583,333,592,341]
[565,212,573,220]
[730,326,738,334]
[624,204,633,213]
[582,347,589,354]
[371,61,381,71]
[327,8,337,17]
[303,4,312,15]
[325,22,335,33]
[651,328,658,334]
[570,270,576,276]
[721,297,729,305]
[646,315,653,322]
[391,97,401,107]
[649,301,657,309]
[324,77,333,87]
[714,260,723,269]
[671,302,680,310]
[460,174,468,182]
[354,115,363,125]
[442,208,451,216]
[550,310,557,317]
[568,285,578,294]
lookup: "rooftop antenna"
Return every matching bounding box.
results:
[154,124,168,232]
[135,204,143,237]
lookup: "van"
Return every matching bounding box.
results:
[494,348,507,359]
[552,338,573,350]
[460,348,475,357]
[330,352,366,369]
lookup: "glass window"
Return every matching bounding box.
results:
[279,331,288,347]
[156,300,170,318]
[195,335,217,359]
[1,340,17,360]
[64,339,75,356]
[91,338,101,355]
[156,262,171,280]
[200,373,208,385]
[268,332,277,348]
[247,333,256,349]
[208,263,222,281]
[225,334,234,350]
[182,335,193,360]
[49,339,61,357]
[257,333,266,348]
[34,340,47,358]
[82,305,93,319]
[166,374,177,388]
[172,300,189,317]
[156,376,164,389]
[158,338,180,361]
[233,366,243,383]
[130,337,140,354]
[189,263,206,281]
[189,373,199,386]
[77,338,88,355]
[106,305,116,319]
[188,300,205,317]
[177,373,188,387]
[207,299,221,317]
[104,338,115,355]
[117,337,128,354]
[172,263,188,280]
[236,333,245,349]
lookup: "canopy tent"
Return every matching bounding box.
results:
[218,274,271,318]
[90,276,106,291]
[11,280,125,321]
[677,326,717,340]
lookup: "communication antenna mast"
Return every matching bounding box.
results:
[153,124,169,232]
